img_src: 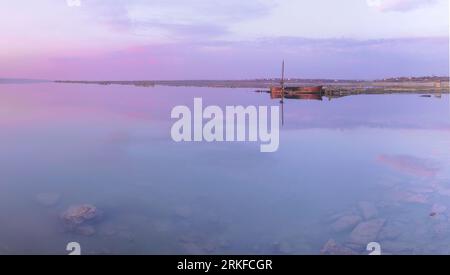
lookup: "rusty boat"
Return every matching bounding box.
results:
[270,61,323,100]
[270,86,324,100]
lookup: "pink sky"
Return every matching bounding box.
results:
[0,0,448,80]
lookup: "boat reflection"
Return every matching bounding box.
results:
[271,92,324,101]
[272,92,325,126]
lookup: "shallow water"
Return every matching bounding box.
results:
[0,83,449,255]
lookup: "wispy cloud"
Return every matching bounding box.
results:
[90,0,276,41]
[0,0,448,79]
[5,35,445,80]
[366,0,439,12]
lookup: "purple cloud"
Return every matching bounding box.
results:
[367,0,439,12]
[1,1,447,80]
[17,36,444,80]
[90,0,275,40]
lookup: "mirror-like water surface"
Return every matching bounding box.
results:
[0,83,449,254]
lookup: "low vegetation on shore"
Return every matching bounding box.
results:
[55,77,449,94]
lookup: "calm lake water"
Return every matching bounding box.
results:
[0,82,449,255]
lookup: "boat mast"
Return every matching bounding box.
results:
[281,60,285,103]
[280,60,285,125]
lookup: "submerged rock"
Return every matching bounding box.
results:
[35,193,61,207]
[431,204,447,216]
[61,204,100,229]
[349,219,385,245]
[378,221,404,241]
[331,215,362,232]
[320,239,358,255]
[358,201,378,220]
[325,210,356,223]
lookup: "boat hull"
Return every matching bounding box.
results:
[270,85,323,98]
[285,94,323,100]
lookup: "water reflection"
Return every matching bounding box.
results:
[0,83,449,254]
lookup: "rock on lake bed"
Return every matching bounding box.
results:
[349,219,386,245]
[61,204,100,230]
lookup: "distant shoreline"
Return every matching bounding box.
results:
[0,78,51,84]
[54,78,450,94]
